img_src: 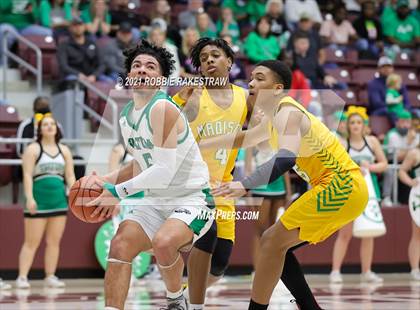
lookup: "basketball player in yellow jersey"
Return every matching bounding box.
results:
[204,60,369,310]
[172,38,248,309]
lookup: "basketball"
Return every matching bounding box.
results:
[69,175,104,223]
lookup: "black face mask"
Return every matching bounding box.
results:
[397,11,409,19]
[35,107,50,114]
[397,127,409,136]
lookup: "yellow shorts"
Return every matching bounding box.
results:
[214,197,235,242]
[281,169,368,244]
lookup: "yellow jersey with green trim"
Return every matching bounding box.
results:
[271,96,359,186]
[175,85,248,183]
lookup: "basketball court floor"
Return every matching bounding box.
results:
[0,274,419,309]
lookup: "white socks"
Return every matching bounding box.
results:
[190,304,204,309]
[104,307,120,310]
[166,287,183,299]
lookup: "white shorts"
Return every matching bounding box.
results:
[120,192,214,247]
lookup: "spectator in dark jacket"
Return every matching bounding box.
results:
[293,31,342,89]
[57,17,109,84]
[368,56,413,125]
[353,0,383,58]
[103,22,134,80]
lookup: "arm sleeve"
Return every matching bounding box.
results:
[241,149,296,190]
[115,147,177,198]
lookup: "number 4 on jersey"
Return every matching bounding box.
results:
[215,148,228,165]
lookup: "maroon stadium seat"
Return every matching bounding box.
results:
[358,89,369,106]
[337,89,360,106]
[325,68,351,84]
[393,52,413,68]
[18,35,58,80]
[0,104,20,137]
[370,115,392,138]
[395,69,419,89]
[407,90,420,108]
[350,68,378,87]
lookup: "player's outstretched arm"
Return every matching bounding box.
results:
[199,116,270,150]
[213,105,305,198]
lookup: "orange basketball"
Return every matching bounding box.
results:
[69,175,104,223]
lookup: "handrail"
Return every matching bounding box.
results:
[2,28,42,100]
[74,79,119,141]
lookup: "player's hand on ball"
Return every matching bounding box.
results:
[26,198,37,215]
[212,181,247,198]
[87,178,119,220]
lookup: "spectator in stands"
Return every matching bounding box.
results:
[179,0,215,30]
[288,14,326,65]
[284,0,323,29]
[292,31,342,89]
[382,109,419,206]
[244,16,280,64]
[383,0,420,52]
[0,0,52,65]
[216,7,240,44]
[148,26,181,80]
[150,0,181,48]
[38,0,73,41]
[16,96,63,158]
[220,34,246,86]
[367,56,413,125]
[16,115,75,289]
[330,106,388,284]
[246,0,267,25]
[285,52,311,109]
[222,0,249,28]
[109,0,145,41]
[413,1,420,23]
[179,27,200,77]
[196,12,217,38]
[57,17,109,84]
[386,73,406,117]
[320,4,358,50]
[266,0,289,37]
[381,0,398,26]
[81,0,111,37]
[398,144,420,281]
[353,0,384,59]
[103,22,134,81]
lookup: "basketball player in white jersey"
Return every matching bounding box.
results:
[88,40,214,310]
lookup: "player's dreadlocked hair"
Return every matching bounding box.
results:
[123,39,175,78]
[190,37,235,70]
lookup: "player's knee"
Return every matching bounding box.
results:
[338,229,352,242]
[260,229,286,251]
[210,239,233,277]
[152,234,176,257]
[109,235,133,260]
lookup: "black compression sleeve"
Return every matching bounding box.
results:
[241,149,296,190]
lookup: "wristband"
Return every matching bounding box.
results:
[103,182,120,200]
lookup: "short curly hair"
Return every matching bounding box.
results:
[123,39,175,78]
[190,37,235,70]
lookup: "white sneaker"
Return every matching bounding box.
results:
[329,270,343,283]
[15,276,30,289]
[0,278,11,290]
[411,269,420,281]
[360,271,383,283]
[381,197,393,208]
[44,275,65,288]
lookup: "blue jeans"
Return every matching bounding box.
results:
[355,38,380,58]
[0,23,52,65]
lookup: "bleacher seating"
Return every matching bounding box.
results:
[18,35,59,80]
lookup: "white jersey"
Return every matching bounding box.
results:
[119,91,209,198]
